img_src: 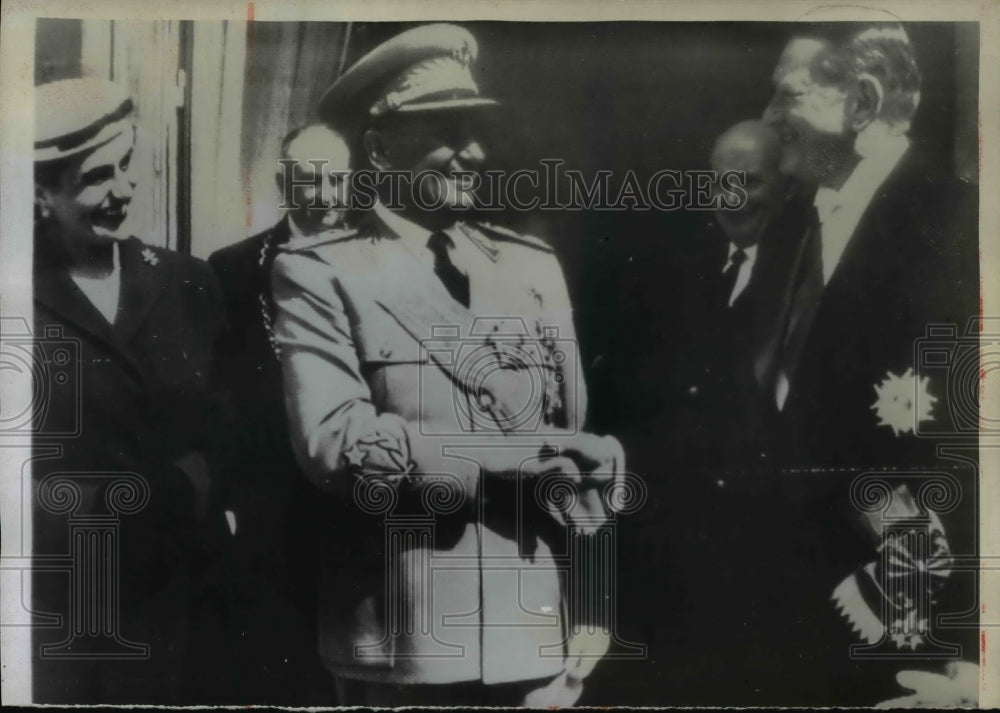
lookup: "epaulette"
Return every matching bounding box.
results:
[282,224,370,253]
[460,220,553,255]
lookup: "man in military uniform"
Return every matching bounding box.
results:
[272,23,627,707]
[207,123,351,704]
[31,78,228,704]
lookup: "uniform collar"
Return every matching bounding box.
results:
[373,200,433,258]
[285,213,344,244]
[371,201,475,273]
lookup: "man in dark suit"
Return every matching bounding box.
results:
[31,78,228,704]
[746,23,980,705]
[618,120,818,706]
[206,123,351,704]
[669,119,804,467]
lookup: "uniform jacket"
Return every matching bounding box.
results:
[272,209,596,685]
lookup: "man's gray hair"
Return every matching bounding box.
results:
[814,22,922,128]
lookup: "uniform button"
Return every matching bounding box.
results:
[716,478,726,488]
[379,345,392,358]
[687,385,699,397]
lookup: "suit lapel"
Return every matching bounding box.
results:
[34,263,119,350]
[751,202,816,389]
[810,148,920,325]
[262,218,292,280]
[799,159,908,363]
[783,156,918,405]
[259,218,292,320]
[808,212,878,332]
[114,237,171,344]
[33,251,144,378]
[694,223,729,303]
[708,226,729,275]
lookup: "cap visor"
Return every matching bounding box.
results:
[392,97,500,113]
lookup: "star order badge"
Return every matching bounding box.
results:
[831,483,953,652]
[140,247,159,266]
[871,367,936,436]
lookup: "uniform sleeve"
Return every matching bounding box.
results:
[272,250,480,502]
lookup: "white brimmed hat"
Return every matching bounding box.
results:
[35,78,133,163]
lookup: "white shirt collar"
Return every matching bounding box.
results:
[725,241,758,266]
[812,134,909,284]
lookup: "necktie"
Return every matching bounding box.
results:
[774,207,824,408]
[719,247,748,308]
[813,186,840,227]
[427,231,470,308]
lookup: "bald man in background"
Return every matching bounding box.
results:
[206,124,353,704]
[710,120,790,308]
[619,119,812,705]
[668,119,804,469]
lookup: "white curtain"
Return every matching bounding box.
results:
[188,21,248,259]
[80,19,184,250]
[235,21,349,248]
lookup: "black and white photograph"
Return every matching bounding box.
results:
[1,0,997,708]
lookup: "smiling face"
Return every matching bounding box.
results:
[711,122,785,248]
[763,38,857,186]
[368,110,486,213]
[36,126,137,246]
[281,126,352,234]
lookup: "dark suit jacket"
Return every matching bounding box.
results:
[667,199,813,471]
[770,152,978,469]
[625,156,978,705]
[610,199,818,706]
[32,234,228,703]
[209,219,295,565]
[208,218,337,705]
[746,150,980,704]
